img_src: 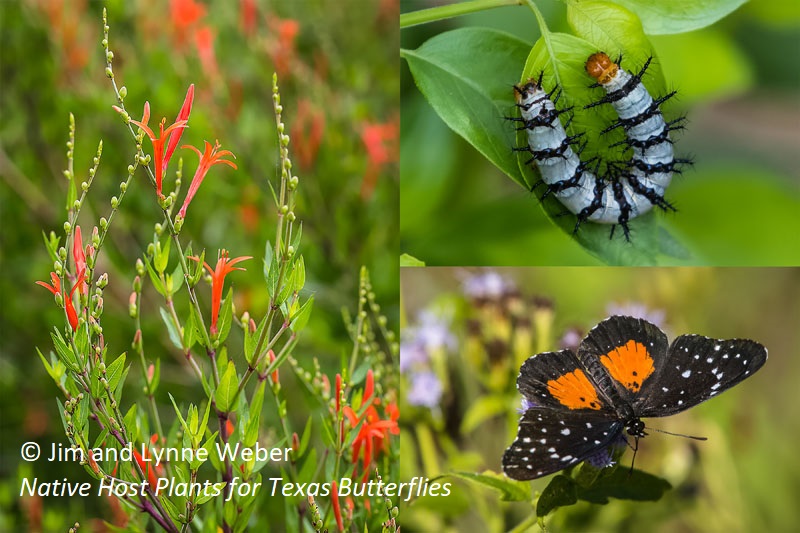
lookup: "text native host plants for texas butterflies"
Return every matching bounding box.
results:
[400,0,744,264]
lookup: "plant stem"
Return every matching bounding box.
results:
[400,0,521,28]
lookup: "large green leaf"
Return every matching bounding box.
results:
[402,28,531,188]
[403,21,690,264]
[591,0,747,35]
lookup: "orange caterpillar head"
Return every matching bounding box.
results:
[585,52,618,85]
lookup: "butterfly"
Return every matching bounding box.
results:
[503,315,767,480]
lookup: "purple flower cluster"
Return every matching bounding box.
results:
[400,308,456,409]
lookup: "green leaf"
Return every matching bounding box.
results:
[153,236,171,274]
[290,223,303,253]
[244,382,265,447]
[298,416,312,457]
[402,28,531,189]
[171,261,185,294]
[183,308,196,350]
[448,471,530,502]
[217,287,234,344]
[123,404,139,443]
[293,255,305,293]
[400,253,425,267]
[50,328,77,368]
[577,468,671,503]
[276,260,296,306]
[143,255,165,297]
[588,0,747,35]
[190,304,206,348]
[160,307,182,349]
[537,474,578,518]
[215,361,238,413]
[289,296,313,333]
[168,393,190,435]
[105,352,126,394]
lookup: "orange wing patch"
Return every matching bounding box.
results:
[600,340,654,393]
[547,369,603,410]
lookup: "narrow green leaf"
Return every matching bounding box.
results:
[115,363,130,403]
[289,296,313,333]
[276,260,296,306]
[159,307,182,349]
[105,352,126,393]
[183,307,196,350]
[293,255,305,293]
[299,416,312,457]
[290,223,302,252]
[168,393,190,435]
[50,328,77,368]
[143,255,166,297]
[447,471,530,502]
[244,382,265,447]
[215,361,238,412]
[216,287,234,344]
[153,237,171,274]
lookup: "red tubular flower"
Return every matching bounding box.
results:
[359,118,398,199]
[129,96,190,197]
[178,140,237,220]
[133,448,159,488]
[72,225,87,295]
[363,369,374,405]
[342,378,399,481]
[163,85,194,175]
[188,250,251,335]
[331,480,344,531]
[37,272,83,332]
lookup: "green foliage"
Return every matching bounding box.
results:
[401,0,800,265]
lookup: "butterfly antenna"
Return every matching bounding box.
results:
[650,427,708,441]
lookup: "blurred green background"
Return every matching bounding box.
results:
[400,267,800,532]
[0,0,398,529]
[400,0,800,266]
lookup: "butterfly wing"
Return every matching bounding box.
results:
[503,407,623,480]
[516,349,616,413]
[577,315,669,409]
[636,334,768,417]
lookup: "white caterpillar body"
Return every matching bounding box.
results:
[514,53,686,240]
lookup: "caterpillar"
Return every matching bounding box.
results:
[514,52,688,240]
